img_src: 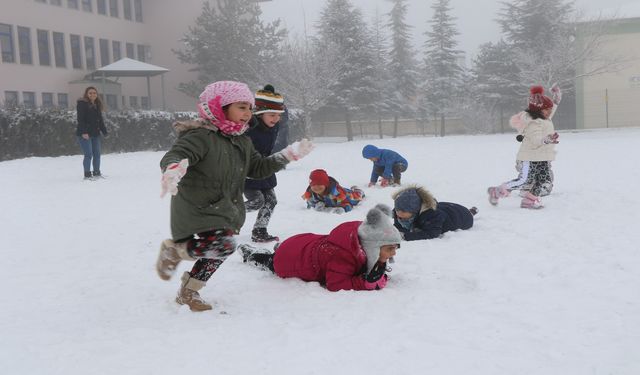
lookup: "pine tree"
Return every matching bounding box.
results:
[386,0,418,117]
[496,0,574,89]
[174,0,285,96]
[471,40,522,131]
[421,0,464,136]
[315,0,378,140]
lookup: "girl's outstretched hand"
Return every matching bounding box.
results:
[160,158,189,198]
[281,139,314,161]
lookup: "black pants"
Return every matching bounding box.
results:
[244,188,277,230]
[374,163,407,184]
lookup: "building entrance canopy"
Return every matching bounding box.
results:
[87,58,170,110]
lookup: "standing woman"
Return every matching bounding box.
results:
[76,86,107,180]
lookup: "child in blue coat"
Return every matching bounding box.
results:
[362,144,408,187]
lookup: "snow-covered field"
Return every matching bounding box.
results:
[1,128,639,375]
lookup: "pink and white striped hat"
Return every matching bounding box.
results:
[198,81,255,108]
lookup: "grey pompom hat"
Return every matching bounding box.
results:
[357,204,402,274]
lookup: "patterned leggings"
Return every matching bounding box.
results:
[504,161,553,197]
[244,188,277,229]
[180,229,237,282]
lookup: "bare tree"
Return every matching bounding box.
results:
[266,36,343,138]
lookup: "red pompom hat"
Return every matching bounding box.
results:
[309,169,330,187]
[528,85,554,112]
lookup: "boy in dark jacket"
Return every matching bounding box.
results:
[392,186,477,241]
[244,85,286,242]
[362,144,408,187]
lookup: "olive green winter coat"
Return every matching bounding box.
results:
[160,119,288,240]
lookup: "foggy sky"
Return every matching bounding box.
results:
[260,0,640,59]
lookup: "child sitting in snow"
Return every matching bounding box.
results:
[302,169,365,214]
[392,185,477,241]
[239,204,402,292]
[361,144,408,187]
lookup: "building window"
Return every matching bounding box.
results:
[57,93,69,108]
[129,96,138,108]
[17,26,32,65]
[37,29,51,66]
[42,92,54,108]
[4,91,19,108]
[81,0,92,12]
[84,36,95,70]
[123,0,132,20]
[134,0,143,22]
[141,96,149,109]
[109,0,119,18]
[67,0,79,9]
[0,23,15,63]
[112,40,121,61]
[97,0,106,15]
[50,0,63,5]
[70,34,82,69]
[137,44,148,62]
[23,92,36,108]
[99,38,110,66]
[53,32,66,67]
[106,94,118,110]
[125,42,134,58]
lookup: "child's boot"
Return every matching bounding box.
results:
[176,272,212,312]
[487,185,509,205]
[520,192,543,209]
[251,228,279,243]
[469,206,479,216]
[84,171,93,180]
[156,239,195,280]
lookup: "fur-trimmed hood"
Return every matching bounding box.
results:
[171,119,218,134]
[392,185,437,212]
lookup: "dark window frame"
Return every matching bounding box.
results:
[52,31,66,68]
[0,23,16,63]
[84,36,95,70]
[17,26,32,65]
[37,29,51,66]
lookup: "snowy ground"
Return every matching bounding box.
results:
[1,128,639,375]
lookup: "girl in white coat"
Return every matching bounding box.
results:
[488,86,560,209]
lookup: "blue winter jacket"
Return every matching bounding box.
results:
[362,145,408,183]
[244,116,280,190]
[393,202,473,241]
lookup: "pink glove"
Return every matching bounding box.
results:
[551,83,562,105]
[380,178,389,187]
[364,274,388,290]
[542,132,559,144]
[509,111,527,132]
[368,181,376,187]
[160,158,189,198]
[281,139,314,161]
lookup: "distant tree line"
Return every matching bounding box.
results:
[175,0,626,138]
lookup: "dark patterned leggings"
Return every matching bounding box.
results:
[244,188,277,230]
[180,229,237,282]
[505,161,553,197]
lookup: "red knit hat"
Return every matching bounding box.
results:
[528,86,554,111]
[309,169,330,187]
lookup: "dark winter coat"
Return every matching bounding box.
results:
[302,177,364,212]
[76,99,107,137]
[244,116,280,190]
[362,145,408,183]
[392,186,473,241]
[160,119,288,240]
[273,221,372,291]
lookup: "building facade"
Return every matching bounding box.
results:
[0,0,268,111]
[576,17,640,129]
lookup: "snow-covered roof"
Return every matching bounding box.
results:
[91,58,169,77]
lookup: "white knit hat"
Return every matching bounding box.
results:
[357,204,402,274]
